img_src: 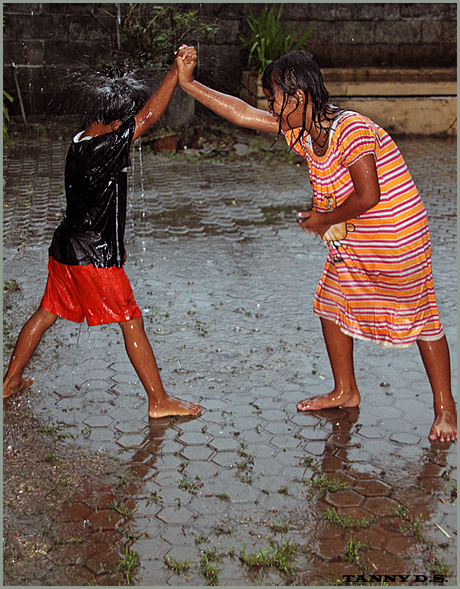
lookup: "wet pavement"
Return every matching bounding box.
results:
[3,128,457,586]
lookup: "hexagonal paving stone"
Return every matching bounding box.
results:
[110,407,146,421]
[363,496,400,517]
[132,535,169,560]
[211,451,239,469]
[367,405,403,419]
[116,433,146,448]
[183,461,219,481]
[180,445,214,461]
[249,396,287,411]
[87,428,116,444]
[110,372,139,384]
[187,495,232,517]
[230,415,268,431]
[83,415,115,428]
[325,489,364,508]
[289,413,323,427]
[80,368,112,381]
[303,440,331,456]
[390,432,422,445]
[177,431,212,445]
[155,505,195,524]
[355,426,388,439]
[353,479,393,497]
[79,379,112,391]
[114,421,148,435]
[199,398,230,411]
[207,436,240,452]
[257,409,287,421]
[263,421,295,435]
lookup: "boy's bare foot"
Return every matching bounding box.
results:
[149,395,202,419]
[3,376,34,398]
[429,410,457,442]
[297,390,361,411]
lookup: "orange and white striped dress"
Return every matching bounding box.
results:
[284,111,444,348]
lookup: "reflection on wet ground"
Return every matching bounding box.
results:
[3,132,457,585]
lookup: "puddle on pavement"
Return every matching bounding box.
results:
[3,134,457,585]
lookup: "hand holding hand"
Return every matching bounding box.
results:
[175,44,197,85]
[297,209,331,238]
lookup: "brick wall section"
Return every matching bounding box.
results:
[3,3,457,120]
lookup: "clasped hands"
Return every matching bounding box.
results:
[175,44,197,83]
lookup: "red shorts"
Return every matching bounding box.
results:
[41,257,142,326]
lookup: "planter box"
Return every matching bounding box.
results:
[146,133,177,153]
[240,68,457,135]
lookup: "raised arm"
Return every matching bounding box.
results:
[133,46,197,141]
[133,66,177,140]
[176,52,279,134]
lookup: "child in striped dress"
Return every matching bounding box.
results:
[176,49,456,442]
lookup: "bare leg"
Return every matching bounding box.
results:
[118,315,201,419]
[417,336,457,442]
[297,317,361,411]
[3,306,58,398]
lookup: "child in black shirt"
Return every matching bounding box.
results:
[4,46,202,420]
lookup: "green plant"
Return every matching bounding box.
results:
[321,507,375,529]
[4,280,21,293]
[146,490,163,505]
[240,539,298,575]
[116,544,140,584]
[164,555,193,574]
[269,518,290,533]
[116,4,218,69]
[430,557,450,576]
[200,552,220,585]
[40,474,68,494]
[398,513,424,542]
[304,473,349,497]
[177,475,203,494]
[339,536,367,566]
[240,4,312,76]
[108,500,137,520]
[194,533,210,545]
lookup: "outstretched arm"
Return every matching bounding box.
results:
[133,46,195,141]
[176,52,279,134]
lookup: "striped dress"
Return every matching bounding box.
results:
[284,111,444,348]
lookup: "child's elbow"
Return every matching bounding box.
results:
[372,188,381,208]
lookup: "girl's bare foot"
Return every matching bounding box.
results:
[3,375,34,398]
[429,410,457,442]
[297,389,361,411]
[149,395,202,419]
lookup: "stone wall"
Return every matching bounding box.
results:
[3,3,457,121]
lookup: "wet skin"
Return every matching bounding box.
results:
[297,319,457,443]
[179,54,458,441]
[3,46,202,420]
[3,308,202,419]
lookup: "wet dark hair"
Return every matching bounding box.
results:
[68,66,150,126]
[261,51,343,146]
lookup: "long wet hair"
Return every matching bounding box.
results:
[68,66,150,126]
[261,51,343,147]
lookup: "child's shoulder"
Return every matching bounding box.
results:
[335,110,383,135]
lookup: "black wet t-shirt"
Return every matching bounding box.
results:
[49,116,136,268]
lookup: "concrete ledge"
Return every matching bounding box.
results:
[240,69,457,135]
[331,96,456,136]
